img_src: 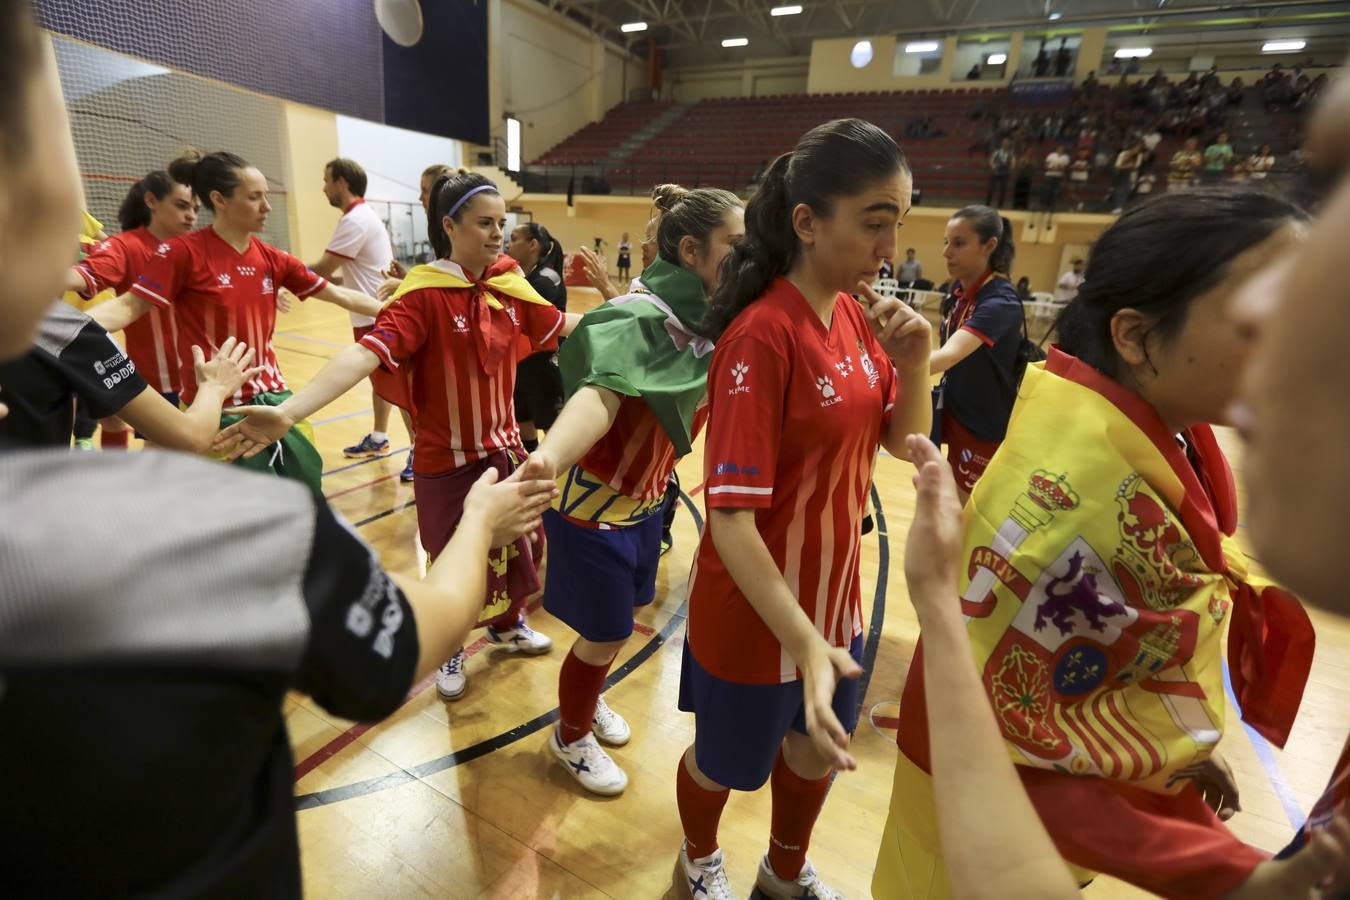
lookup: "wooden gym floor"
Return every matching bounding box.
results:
[240,291,1348,899]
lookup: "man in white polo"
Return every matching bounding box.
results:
[309,158,415,481]
[1055,257,1085,303]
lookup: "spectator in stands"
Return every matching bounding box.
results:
[1247,143,1276,181]
[1032,41,1050,78]
[1140,124,1163,174]
[1204,131,1235,184]
[1015,276,1032,304]
[1012,148,1036,210]
[898,248,923,287]
[1055,257,1085,302]
[967,63,982,81]
[1054,38,1072,77]
[1068,147,1093,210]
[1081,70,1099,97]
[1228,76,1246,107]
[1042,144,1070,210]
[987,138,1014,206]
[1111,140,1144,213]
[1168,136,1203,190]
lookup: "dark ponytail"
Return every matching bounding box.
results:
[951,205,1015,275]
[1053,188,1306,379]
[117,169,184,232]
[519,221,563,274]
[427,172,500,260]
[169,150,248,214]
[702,118,909,339]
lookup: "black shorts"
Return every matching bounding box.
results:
[514,351,563,430]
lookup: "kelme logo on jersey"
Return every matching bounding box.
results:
[156,242,170,256]
[728,361,750,395]
[453,314,469,332]
[217,273,232,287]
[816,374,843,407]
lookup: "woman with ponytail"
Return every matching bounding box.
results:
[526,184,743,798]
[215,172,583,701]
[507,220,568,448]
[673,119,932,900]
[927,204,1024,498]
[87,150,384,489]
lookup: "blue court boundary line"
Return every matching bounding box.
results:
[312,408,373,427]
[295,489,892,810]
[322,445,412,477]
[1222,659,1305,830]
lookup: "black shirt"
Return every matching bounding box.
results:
[0,301,146,448]
[940,277,1025,442]
[528,265,567,312]
[0,452,420,898]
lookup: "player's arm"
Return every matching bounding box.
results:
[530,385,622,479]
[213,342,382,458]
[929,329,984,375]
[308,251,345,284]
[312,282,382,319]
[87,291,153,334]
[64,267,90,295]
[116,338,262,453]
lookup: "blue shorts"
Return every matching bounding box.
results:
[677,632,865,791]
[134,391,181,440]
[541,507,662,642]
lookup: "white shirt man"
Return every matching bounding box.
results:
[1055,261,1085,303]
[1044,148,1070,180]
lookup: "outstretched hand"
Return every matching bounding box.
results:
[212,405,296,460]
[192,337,264,400]
[902,434,966,621]
[463,463,559,549]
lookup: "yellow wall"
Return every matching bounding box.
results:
[515,192,1113,294]
[280,101,340,264]
[668,57,810,102]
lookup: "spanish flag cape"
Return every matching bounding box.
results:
[558,257,712,456]
[371,255,555,416]
[896,348,1315,897]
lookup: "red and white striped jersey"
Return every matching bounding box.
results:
[360,258,565,475]
[76,227,182,393]
[132,229,326,404]
[688,278,898,684]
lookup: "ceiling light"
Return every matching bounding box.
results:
[621,21,647,32]
[770,4,803,15]
[905,41,940,53]
[987,53,1007,65]
[1048,12,1063,20]
[722,37,749,47]
[1263,40,1306,53]
[851,40,873,68]
[1114,47,1152,58]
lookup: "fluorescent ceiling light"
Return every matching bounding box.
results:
[621,21,647,32]
[1263,40,1306,53]
[1048,12,1063,20]
[905,41,940,53]
[722,37,749,47]
[1114,47,1152,58]
[987,53,1007,65]
[770,4,803,15]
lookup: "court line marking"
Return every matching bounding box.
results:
[277,330,351,350]
[325,473,402,502]
[323,446,412,477]
[312,408,374,427]
[1222,660,1305,830]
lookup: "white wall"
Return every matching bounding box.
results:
[334,115,465,204]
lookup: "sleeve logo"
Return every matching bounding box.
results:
[727,361,751,395]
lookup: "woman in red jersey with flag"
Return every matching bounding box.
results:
[215,172,581,701]
[88,151,383,490]
[669,119,931,900]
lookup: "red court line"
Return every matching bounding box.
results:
[872,715,900,730]
[324,472,401,501]
[690,480,705,497]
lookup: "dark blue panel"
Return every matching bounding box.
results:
[381,0,489,144]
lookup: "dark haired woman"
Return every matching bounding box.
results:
[876,189,1318,899]
[215,172,582,701]
[88,150,383,489]
[927,205,1024,499]
[528,185,743,798]
[507,220,568,450]
[672,119,931,899]
[64,171,198,423]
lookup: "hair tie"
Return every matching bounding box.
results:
[447,184,495,218]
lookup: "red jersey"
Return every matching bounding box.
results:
[360,258,565,475]
[76,228,182,393]
[131,229,326,404]
[688,278,898,684]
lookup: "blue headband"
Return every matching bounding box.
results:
[447,184,496,218]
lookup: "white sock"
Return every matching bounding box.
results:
[370,431,388,443]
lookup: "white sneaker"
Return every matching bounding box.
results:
[591,694,631,747]
[486,621,553,655]
[754,854,844,899]
[549,726,628,796]
[672,841,735,899]
[436,648,466,700]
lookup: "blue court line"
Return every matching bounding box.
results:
[322,445,411,477]
[312,408,373,427]
[1222,659,1305,830]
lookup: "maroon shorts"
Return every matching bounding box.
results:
[412,448,545,630]
[943,413,1001,495]
[353,324,375,342]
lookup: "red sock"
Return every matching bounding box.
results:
[676,753,729,859]
[557,649,611,745]
[767,749,831,880]
[100,428,130,450]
